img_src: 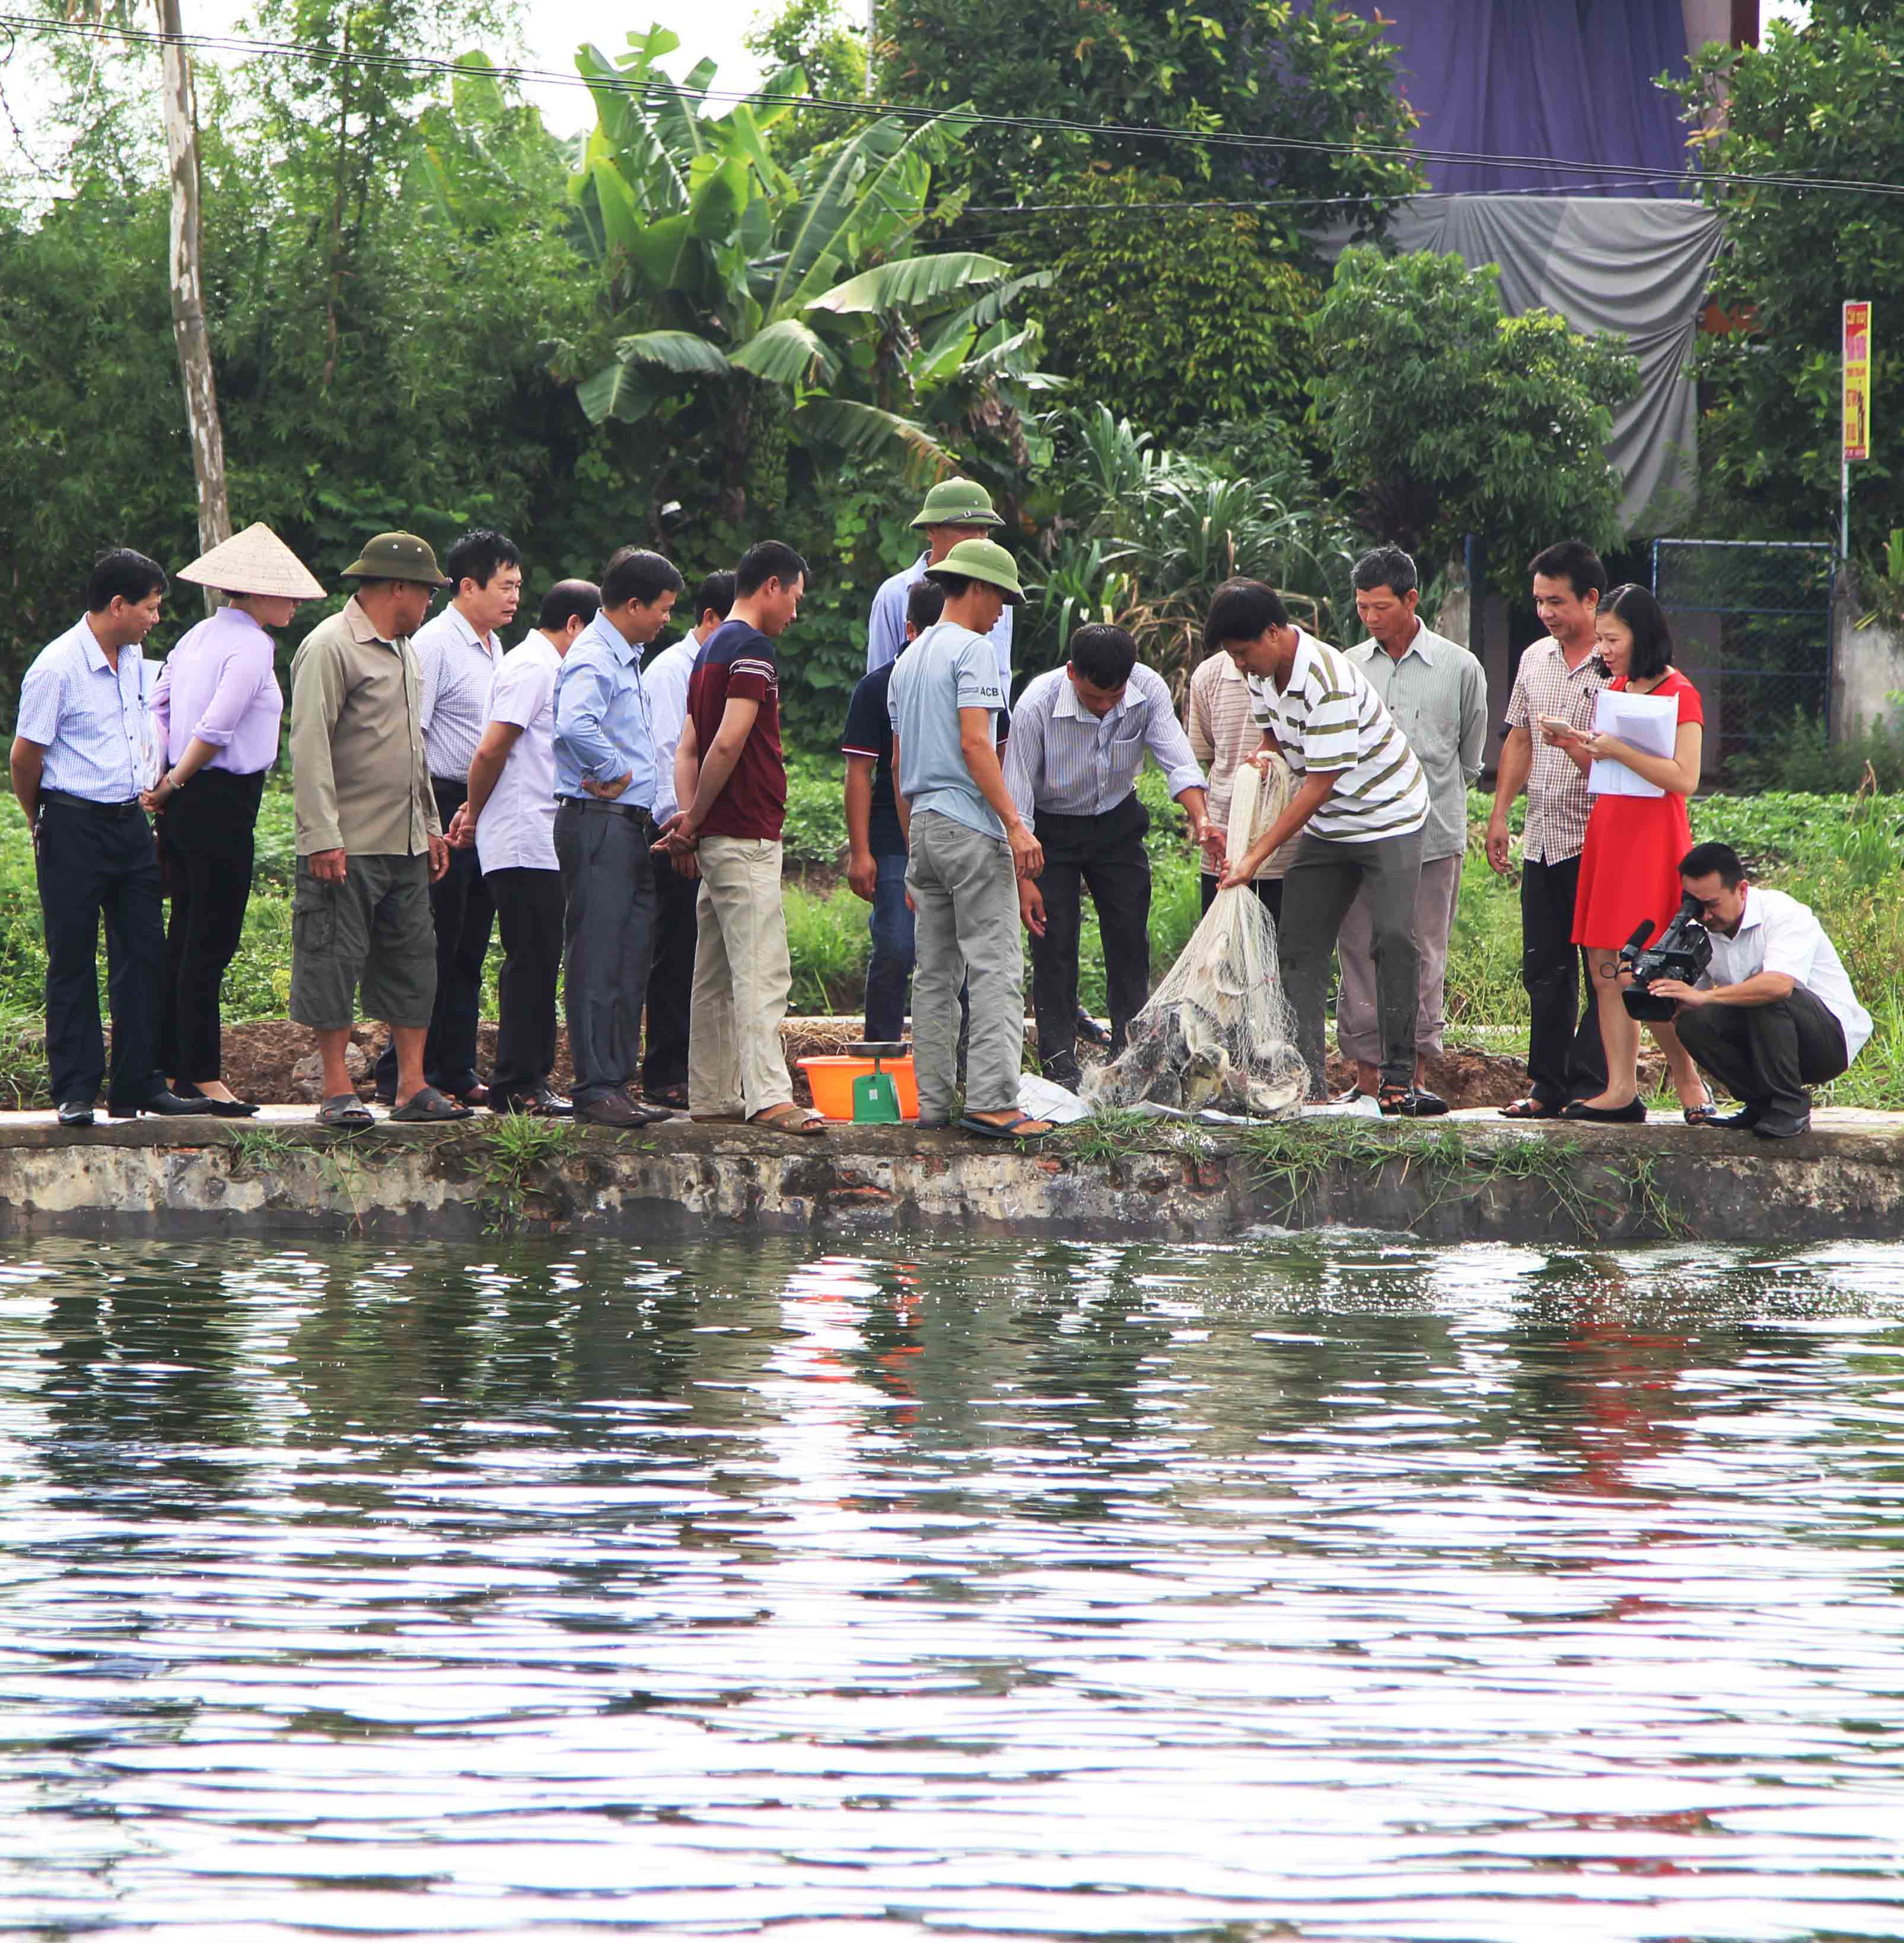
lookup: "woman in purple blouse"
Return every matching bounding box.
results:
[144,525,324,1115]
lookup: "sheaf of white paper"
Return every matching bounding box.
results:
[1585,688,1677,798]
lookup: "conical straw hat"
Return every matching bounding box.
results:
[176,522,326,600]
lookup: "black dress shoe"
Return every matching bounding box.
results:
[174,1084,260,1118]
[107,1089,212,1119]
[1706,1106,1760,1130]
[1378,1086,1450,1118]
[56,1099,94,1128]
[1559,1096,1647,1123]
[1074,1009,1112,1049]
[1752,1113,1811,1139]
[491,1086,574,1118]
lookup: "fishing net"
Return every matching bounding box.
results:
[1082,760,1308,1118]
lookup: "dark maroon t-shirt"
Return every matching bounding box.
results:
[686,620,786,841]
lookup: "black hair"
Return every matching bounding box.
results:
[735,540,808,598]
[1069,623,1138,689]
[1680,841,1746,888]
[538,578,601,632]
[1203,578,1290,653]
[906,579,946,634]
[1599,582,1674,681]
[600,547,685,609]
[693,571,736,625]
[930,572,974,600]
[1351,545,1418,598]
[444,528,521,592]
[1527,540,1608,603]
[86,547,167,612]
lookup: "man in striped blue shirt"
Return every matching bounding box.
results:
[1004,625,1220,1087]
[1212,579,1445,1116]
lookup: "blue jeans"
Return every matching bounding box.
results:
[863,852,914,1043]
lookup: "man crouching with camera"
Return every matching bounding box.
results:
[1643,842,1872,1140]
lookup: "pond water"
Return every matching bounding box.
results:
[2,1234,1903,1939]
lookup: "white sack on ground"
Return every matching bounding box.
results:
[1081,762,1308,1119]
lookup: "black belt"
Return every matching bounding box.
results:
[39,789,143,816]
[558,796,654,824]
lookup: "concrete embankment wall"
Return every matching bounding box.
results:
[5,1111,1904,1246]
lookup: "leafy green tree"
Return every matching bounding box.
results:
[1309,247,1638,573]
[744,0,868,165]
[875,0,1421,245]
[1671,7,1904,558]
[571,27,1053,524]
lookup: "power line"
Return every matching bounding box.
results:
[4,11,1900,202]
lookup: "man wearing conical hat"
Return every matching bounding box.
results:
[865,478,1014,701]
[147,522,326,1114]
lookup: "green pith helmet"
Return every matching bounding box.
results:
[925,537,1024,606]
[909,477,1003,531]
[338,531,451,587]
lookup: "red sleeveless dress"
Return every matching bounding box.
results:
[1571,667,1702,952]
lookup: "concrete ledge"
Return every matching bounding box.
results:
[2,1107,1903,1244]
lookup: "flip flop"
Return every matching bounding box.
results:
[389,1085,475,1123]
[317,1094,374,1127]
[957,1113,1055,1141]
[750,1103,827,1136]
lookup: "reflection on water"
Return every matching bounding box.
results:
[3,1235,1904,1938]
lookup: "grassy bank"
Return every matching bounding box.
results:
[1,762,1897,1108]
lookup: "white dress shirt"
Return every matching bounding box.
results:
[415,603,502,783]
[1004,664,1204,830]
[1701,885,1872,1062]
[643,634,701,824]
[475,634,562,875]
[867,552,1013,695]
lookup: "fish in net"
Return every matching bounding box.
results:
[1082,760,1309,1117]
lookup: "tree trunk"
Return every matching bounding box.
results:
[155,0,230,575]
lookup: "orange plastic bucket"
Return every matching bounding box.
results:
[798,1055,920,1122]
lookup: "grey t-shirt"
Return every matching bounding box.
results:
[887,620,1007,840]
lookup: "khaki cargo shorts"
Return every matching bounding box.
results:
[288,852,437,1031]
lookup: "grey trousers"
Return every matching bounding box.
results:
[1278,827,1423,1092]
[906,810,1024,1121]
[553,800,657,1106]
[1336,852,1462,1063]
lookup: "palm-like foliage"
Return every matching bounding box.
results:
[569,28,1053,515]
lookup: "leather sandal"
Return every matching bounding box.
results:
[1501,1096,1561,1119]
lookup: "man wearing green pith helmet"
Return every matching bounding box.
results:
[866,478,1014,702]
[887,537,1053,1142]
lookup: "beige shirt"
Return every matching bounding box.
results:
[1504,636,1605,865]
[289,596,440,858]
[1185,652,1300,879]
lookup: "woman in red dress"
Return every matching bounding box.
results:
[1542,584,1710,1123]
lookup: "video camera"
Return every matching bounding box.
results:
[1618,896,1712,1021]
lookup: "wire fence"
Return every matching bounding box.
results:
[1650,539,1836,780]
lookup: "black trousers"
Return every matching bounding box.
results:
[554,798,657,1104]
[1030,794,1152,1085]
[36,795,165,1108]
[1201,873,1284,923]
[375,778,494,1096]
[157,766,265,1084]
[1521,852,1606,1106]
[486,867,565,1098]
[642,853,698,1092]
[1674,984,1848,1125]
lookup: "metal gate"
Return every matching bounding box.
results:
[1650,539,1835,779]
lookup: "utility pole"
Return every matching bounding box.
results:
[154,0,231,572]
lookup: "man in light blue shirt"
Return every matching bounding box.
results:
[1004,630,1221,1086]
[9,549,199,1123]
[888,539,1049,1140]
[550,546,683,1127]
[866,477,1014,699]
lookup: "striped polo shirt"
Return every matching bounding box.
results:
[1246,630,1428,844]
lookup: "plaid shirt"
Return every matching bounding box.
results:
[1184,652,1299,878]
[1504,638,1606,864]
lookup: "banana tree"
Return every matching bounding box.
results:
[569,27,1052,521]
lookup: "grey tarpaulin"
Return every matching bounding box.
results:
[1322,196,1727,532]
